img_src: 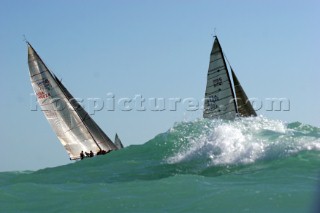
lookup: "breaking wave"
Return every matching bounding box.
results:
[165,116,320,167]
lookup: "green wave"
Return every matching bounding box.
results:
[2,116,319,185]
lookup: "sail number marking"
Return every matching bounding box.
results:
[212,77,223,87]
[208,95,219,109]
[35,78,52,99]
[37,79,52,90]
[36,91,51,99]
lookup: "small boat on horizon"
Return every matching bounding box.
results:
[203,36,257,120]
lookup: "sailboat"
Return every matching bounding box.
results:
[27,42,117,160]
[203,36,257,120]
[114,133,124,149]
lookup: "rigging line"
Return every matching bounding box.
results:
[23,34,28,43]
[211,28,217,39]
[211,28,217,37]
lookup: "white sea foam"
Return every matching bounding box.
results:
[166,116,320,166]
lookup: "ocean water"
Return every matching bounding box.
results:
[1,116,320,212]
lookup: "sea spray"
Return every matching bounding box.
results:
[166,116,320,168]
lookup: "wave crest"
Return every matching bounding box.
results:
[166,116,320,166]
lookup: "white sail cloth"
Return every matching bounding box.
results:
[28,44,116,159]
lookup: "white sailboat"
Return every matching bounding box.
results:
[203,36,257,120]
[114,133,124,149]
[27,42,117,160]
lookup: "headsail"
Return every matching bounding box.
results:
[231,68,257,117]
[203,37,238,120]
[114,133,124,149]
[27,43,117,159]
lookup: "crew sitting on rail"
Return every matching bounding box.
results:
[80,151,84,160]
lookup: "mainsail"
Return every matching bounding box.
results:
[203,36,256,119]
[27,43,117,160]
[203,37,238,120]
[114,133,124,149]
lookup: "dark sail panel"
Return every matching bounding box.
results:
[231,69,257,117]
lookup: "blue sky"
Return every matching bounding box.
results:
[0,0,319,171]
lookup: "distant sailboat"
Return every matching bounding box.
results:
[114,133,124,149]
[203,36,257,120]
[27,42,117,160]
